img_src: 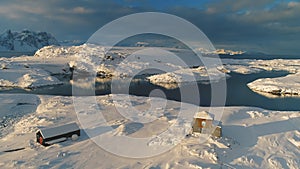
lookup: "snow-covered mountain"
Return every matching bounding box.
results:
[0,29,59,52]
[59,40,84,46]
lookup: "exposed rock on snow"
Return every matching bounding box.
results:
[0,29,59,52]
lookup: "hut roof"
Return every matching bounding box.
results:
[193,111,213,120]
[37,122,80,139]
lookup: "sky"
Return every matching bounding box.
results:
[0,0,299,55]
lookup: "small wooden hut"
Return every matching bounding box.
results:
[36,122,80,146]
[192,111,222,137]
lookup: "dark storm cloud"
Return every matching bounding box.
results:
[0,0,299,55]
[0,0,143,40]
[167,1,300,54]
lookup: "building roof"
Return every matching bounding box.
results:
[193,111,213,120]
[37,122,80,139]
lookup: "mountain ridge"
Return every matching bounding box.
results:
[0,29,59,52]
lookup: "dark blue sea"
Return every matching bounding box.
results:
[1,70,299,111]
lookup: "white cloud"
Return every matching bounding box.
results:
[288,1,300,8]
[73,7,94,14]
[59,6,95,14]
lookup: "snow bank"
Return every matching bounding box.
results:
[0,61,62,89]
[0,94,40,138]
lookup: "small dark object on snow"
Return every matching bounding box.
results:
[3,147,25,152]
[36,122,80,146]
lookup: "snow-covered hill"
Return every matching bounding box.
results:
[0,30,59,52]
[0,94,299,168]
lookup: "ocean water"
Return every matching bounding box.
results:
[1,70,299,111]
[219,54,300,60]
